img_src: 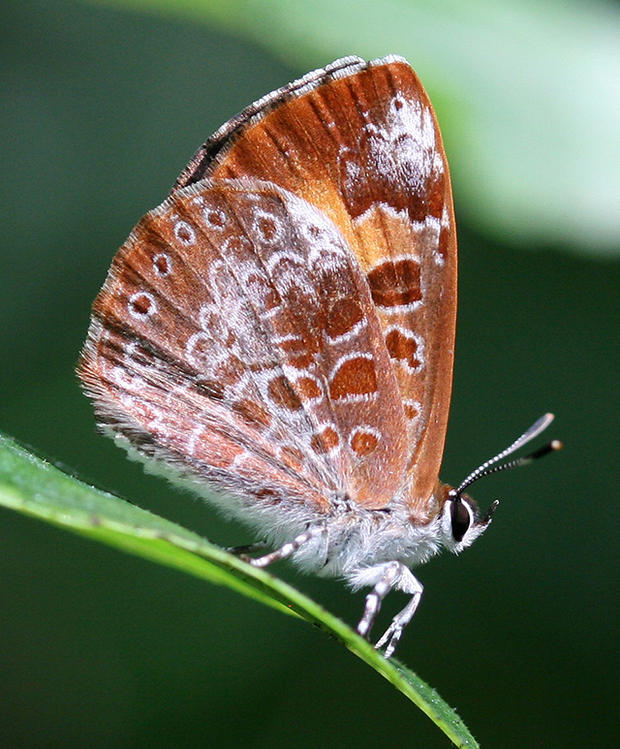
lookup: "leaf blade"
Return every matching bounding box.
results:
[0,432,478,747]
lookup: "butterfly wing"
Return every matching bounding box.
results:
[175,56,457,514]
[79,177,409,511]
[81,318,334,514]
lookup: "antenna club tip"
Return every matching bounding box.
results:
[481,499,500,524]
[550,439,563,451]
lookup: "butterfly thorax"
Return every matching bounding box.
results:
[286,476,491,586]
[281,481,452,580]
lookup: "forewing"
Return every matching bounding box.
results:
[175,56,457,510]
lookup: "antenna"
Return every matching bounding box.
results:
[453,413,562,499]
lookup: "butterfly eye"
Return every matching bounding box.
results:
[450,498,471,542]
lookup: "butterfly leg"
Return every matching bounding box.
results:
[225,542,269,557]
[374,569,423,658]
[356,561,404,639]
[249,526,326,568]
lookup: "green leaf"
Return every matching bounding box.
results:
[85,0,620,256]
[0,432,479,748]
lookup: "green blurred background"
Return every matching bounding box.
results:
[1,0,618,747]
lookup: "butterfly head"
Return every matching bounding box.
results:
[437,413,562,554]
[437,485,498,553]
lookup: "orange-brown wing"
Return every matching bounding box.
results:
[175,56,457,514]
[78,177,408,511]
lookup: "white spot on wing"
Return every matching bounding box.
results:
[127,291,157,319]
[174,220,196,245]
[366,96,443,193]
[152,253,173,277]
[203,206,227,229]
[252,209,285,245]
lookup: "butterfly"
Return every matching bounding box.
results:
[78,55,558,656]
